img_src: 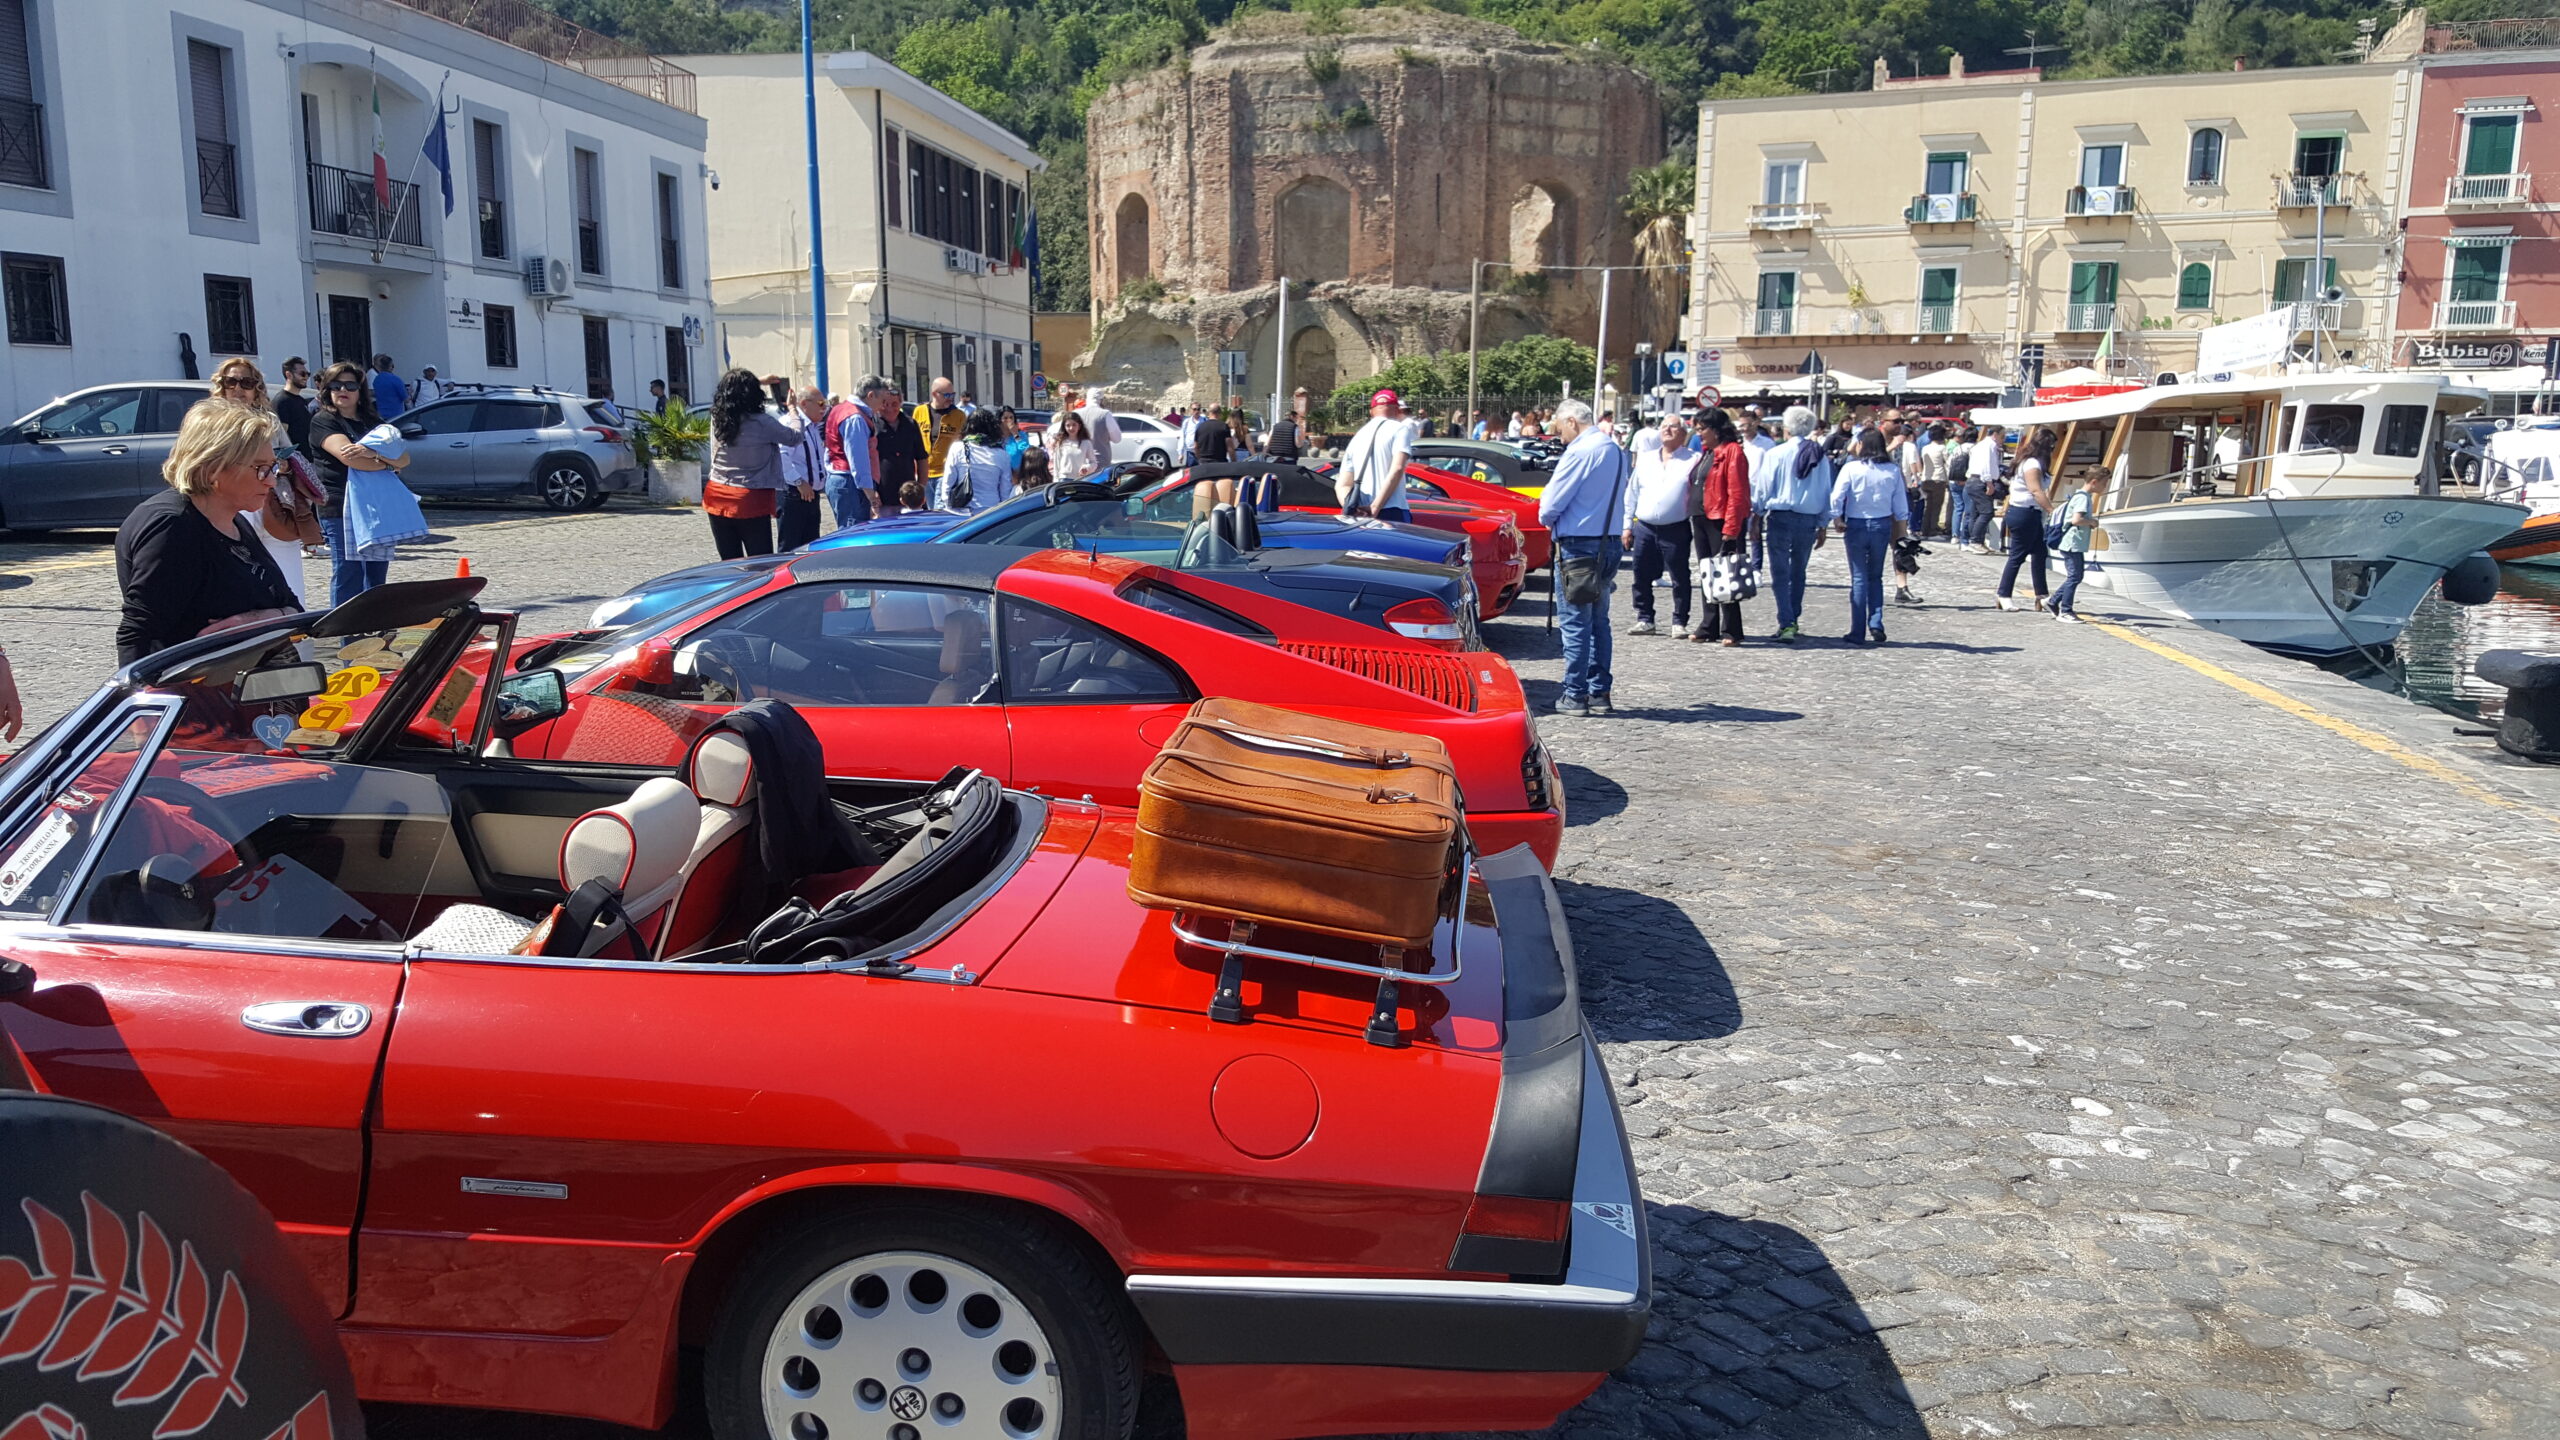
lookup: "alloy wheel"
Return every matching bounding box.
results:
[542,464,599,510]
[761,1249,1062,1440]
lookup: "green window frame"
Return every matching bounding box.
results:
[2067,261,2118,307]
[2177,262,2213,311]
[2463,115,2520,177]
[1923,151,1968,196]
[2449,244,2506,304]
[1757,271,1797,311]
[2273,258,2339,303]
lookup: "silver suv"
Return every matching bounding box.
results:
[0,382,209,533]
[393,386,642,510]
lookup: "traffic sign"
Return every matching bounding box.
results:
[1031,371,1048,395]
[1696,385,1721,408]
[1699,349,1724,385]
[1663,352,1689,381]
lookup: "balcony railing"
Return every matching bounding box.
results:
[1915,303,1959,334]
[2447,172,2530,206]
[196,138,240,218]
[2276,174,2344,208]
[1747,203,1818,232]
[2271,300,2344,332]
[2062,302,2117,331]
[2435,299,2517,330]
[478,197,507,259]
[577,219,604,275]
[307,162,425,248]
[1753,306,1797,337]
[385,0,697,113]
[0,98,46,189]
[1905,193,1977,225]
[2064,184,2135,216]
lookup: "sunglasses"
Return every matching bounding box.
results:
[327,382,361,392]
[219,376,259,390]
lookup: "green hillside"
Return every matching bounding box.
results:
[541,0,2438,311]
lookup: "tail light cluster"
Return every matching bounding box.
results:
[1383,597,1465,647]
[584,425,624,444]
[1451,1193,1571,1276]
[1521,740,1552,811]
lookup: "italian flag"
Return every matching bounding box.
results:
[371,72,391,210]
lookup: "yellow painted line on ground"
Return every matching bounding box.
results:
[3,552,115,578]
[2095,621,2558,830]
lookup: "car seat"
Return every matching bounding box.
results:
[929,607,992,705]
[408,778,700,957]
[657,731,757,956]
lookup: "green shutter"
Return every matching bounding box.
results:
[1920,267,1957,306]
[1758,271,1795,310]
[2068,262,2117,305]
[2178,262,2213,310]
[2464,116,2519,177]
[2449,245,2505,303]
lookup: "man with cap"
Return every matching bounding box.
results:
[1336,387,1418,522]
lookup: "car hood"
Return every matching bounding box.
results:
[808,514,971,547]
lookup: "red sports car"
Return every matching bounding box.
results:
[1159,463,1530,620]
[0,580,1647,1440]
[515,543,1565,867]
[1395,462,1555,574]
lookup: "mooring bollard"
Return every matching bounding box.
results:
[2474,649,2560,763]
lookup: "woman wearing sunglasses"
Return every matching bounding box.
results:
[112,400,301,665]
[203,359,324,607]
[303,360,410,604]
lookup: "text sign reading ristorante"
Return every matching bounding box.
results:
[2407,338,2522,370]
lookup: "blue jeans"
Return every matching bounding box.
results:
[1375,504,1411,524]
[320,516,388,608]
[1843,517,1890,638]
[1764,509,1822,630]
[1554,535,1622,701]
[2054,549,2088,614]
[1948,488,1974,544]
[826,475,871,530]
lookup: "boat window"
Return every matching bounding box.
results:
[2297,404,2363,455]
[2375,405,2429,459]
[2276,406,2299,454]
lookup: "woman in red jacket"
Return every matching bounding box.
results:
[1689,408,1754,646]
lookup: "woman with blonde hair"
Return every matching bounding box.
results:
[204,359,322,605]
[113,401,301,664]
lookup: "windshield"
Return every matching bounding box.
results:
[542,566,784,675]
[966,494,1194,559]
[146,617,455,757]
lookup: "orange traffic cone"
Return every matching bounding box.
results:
[455,557,472,578]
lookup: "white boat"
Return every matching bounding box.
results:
[2479,420,2560,569]
[1973,374,2528,656]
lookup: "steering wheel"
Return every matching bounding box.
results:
[679,633,771,703]
[138,776,261,878]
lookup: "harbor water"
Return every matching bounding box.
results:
[2382,566,2560,721]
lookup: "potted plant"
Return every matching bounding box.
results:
[635,407,710,505]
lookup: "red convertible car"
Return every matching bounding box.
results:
[515,543,1564,867]
[1156,464,1530,620]
[0,580,1645,1440]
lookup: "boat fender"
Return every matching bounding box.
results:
[2441,552,2501,607]
[2474,649,2560,764]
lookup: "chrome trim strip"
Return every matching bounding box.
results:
[461,1176,569,1200]
[1124,1273,1640,1308]
[46,703,183,927]
[7,923,406,965]
[1169,914,1461,987]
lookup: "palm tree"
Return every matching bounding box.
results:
[1622,154,1693,347]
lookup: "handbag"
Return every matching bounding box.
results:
[1700,550,1757,604]
[261,453,326,546]
[1557,553,1605,607]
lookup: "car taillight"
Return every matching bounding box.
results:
[584,425,623,444]
[1452,1193,1570,1276]
[1521,741,1552,810]
[1384,597,1463,646]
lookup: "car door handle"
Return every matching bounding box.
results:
[449,440,471,448]
[241,1001,373,1037]
[102,445,128,456]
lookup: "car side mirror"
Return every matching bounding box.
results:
[492,668,568,738]
[1124,498,1146,516]
[399,423,425,440]
[238,661,328,704]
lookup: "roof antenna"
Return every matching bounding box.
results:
[2004,30,2066,68]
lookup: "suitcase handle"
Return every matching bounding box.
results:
[1183,716,1441,772]
[1163,753,1429,804]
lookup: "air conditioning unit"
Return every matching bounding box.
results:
[954,339,978,364]
[525,255,574,299]
[1003,350,1023,371]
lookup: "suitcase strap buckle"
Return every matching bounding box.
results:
[1364,786,1418,803]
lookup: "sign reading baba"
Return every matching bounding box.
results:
[2408,337,2521,370]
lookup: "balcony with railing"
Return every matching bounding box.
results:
[1753,306,1797,337]
[2426,17,2560,52]
[2435,298,2517,330]
[0,98,46,189]
[1915,303,1960,334]
[2061,302,2117,332]
[2275,174,2344,208]
[2271,300,2344,332]
[1905,193,1977,225]
[1747,202,1820,232]
[307,162,425,248]
[196,138,240,218]
[2447,172,2531,206]
[2063,184,2135,217]
[577,219,604,275]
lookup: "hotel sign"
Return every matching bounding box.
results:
[2407,337,2521,369]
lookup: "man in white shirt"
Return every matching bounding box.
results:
[413,366,448,405]
[1742,412,1780,574]
[1619,415,1698,636]
[1336,388,1419,520]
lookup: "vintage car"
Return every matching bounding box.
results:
[528,544,1561,866]
[0,579,1644,1440]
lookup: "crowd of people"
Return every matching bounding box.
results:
[1533,398,2101,717]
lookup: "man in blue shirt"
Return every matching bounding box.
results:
[1762,405,1834,643]
[1537,399,1632,716]
[1825,429,1914,644]
[369,354,407,420]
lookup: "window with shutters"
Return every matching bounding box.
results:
[2272,257,2338,303]
[1005,183,1023,264]
[472,119,507,259]
[956,165,979,253]
[884,126,902,229]
[2177,261,2214,311]
[655,170,683,290]
[2187,128,2224,185]
[3,251,65,345]
[573,147,604,275]
[202,274,254,354]
[2462,114,2520,178]
[981,169,1003,259]
[484,303,518,368]
[188,39,239,218]
[0,0,47,190]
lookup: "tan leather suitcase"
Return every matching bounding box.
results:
[1127,698,1462,950]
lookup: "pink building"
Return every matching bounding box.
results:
[2396,25,2560,379]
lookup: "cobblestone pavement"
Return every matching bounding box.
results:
[13,520,2560,1439]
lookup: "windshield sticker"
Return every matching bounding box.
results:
[427,669,477,727]
[186,756,338,797]
[213,854,384,940]
[0,810,79,905]
[296,698,354,731]
[326,665,384,699]
[252,714,296,748]
[287,727,344,749]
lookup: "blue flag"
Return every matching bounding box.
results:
[421,85,454,217]
[1022,204,1040,295]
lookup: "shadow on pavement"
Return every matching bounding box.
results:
[1559,762,1626,826]
[1555,879,1740,1042]
[1599,703,1805,724]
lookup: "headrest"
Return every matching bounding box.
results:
[560,777,698,897]
[940,609,988,675]
[689,731,754,809]
[871,590,936,634]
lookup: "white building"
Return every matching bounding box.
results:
[0,0,712,421]
[680,51,1042,409]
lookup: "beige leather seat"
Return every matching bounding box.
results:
[930,607,992,705]
[410,778,700,957]
[658,731,758,955]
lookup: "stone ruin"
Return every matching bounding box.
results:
[1079,10,1662,409]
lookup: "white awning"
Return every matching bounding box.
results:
[1755,369,1883,396]
[1898,366,2007,394]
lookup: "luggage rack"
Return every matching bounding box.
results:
[1172,903,1462,1049]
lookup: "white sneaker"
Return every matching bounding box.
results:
[1626,620,1658,636]
[1996,596,2019,612]
[1671,622,1694,639]
[1970,543,1992,555]
[2054,611,2085,625]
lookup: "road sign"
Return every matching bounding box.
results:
[1031,371,1048,395]
[1663,352,1689,381]
[1696,385,1721,408]
[1700,349,1724,385]
[1887,364,1910,395]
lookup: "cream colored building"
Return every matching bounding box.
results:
[678,51,1042,405]
[1684,59,2413,395]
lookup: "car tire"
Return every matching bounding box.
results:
[704,1200,1142,1440]
[1141,448,1169,468]
[538,459,602,511]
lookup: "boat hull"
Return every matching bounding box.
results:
[2086,495,2529,655]
[2487,509,2560,568]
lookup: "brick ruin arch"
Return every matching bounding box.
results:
[1115,193,1152,291]
[1289,325,1340,396]
[1275,177,1353,284]
[1508,183,1576,274]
